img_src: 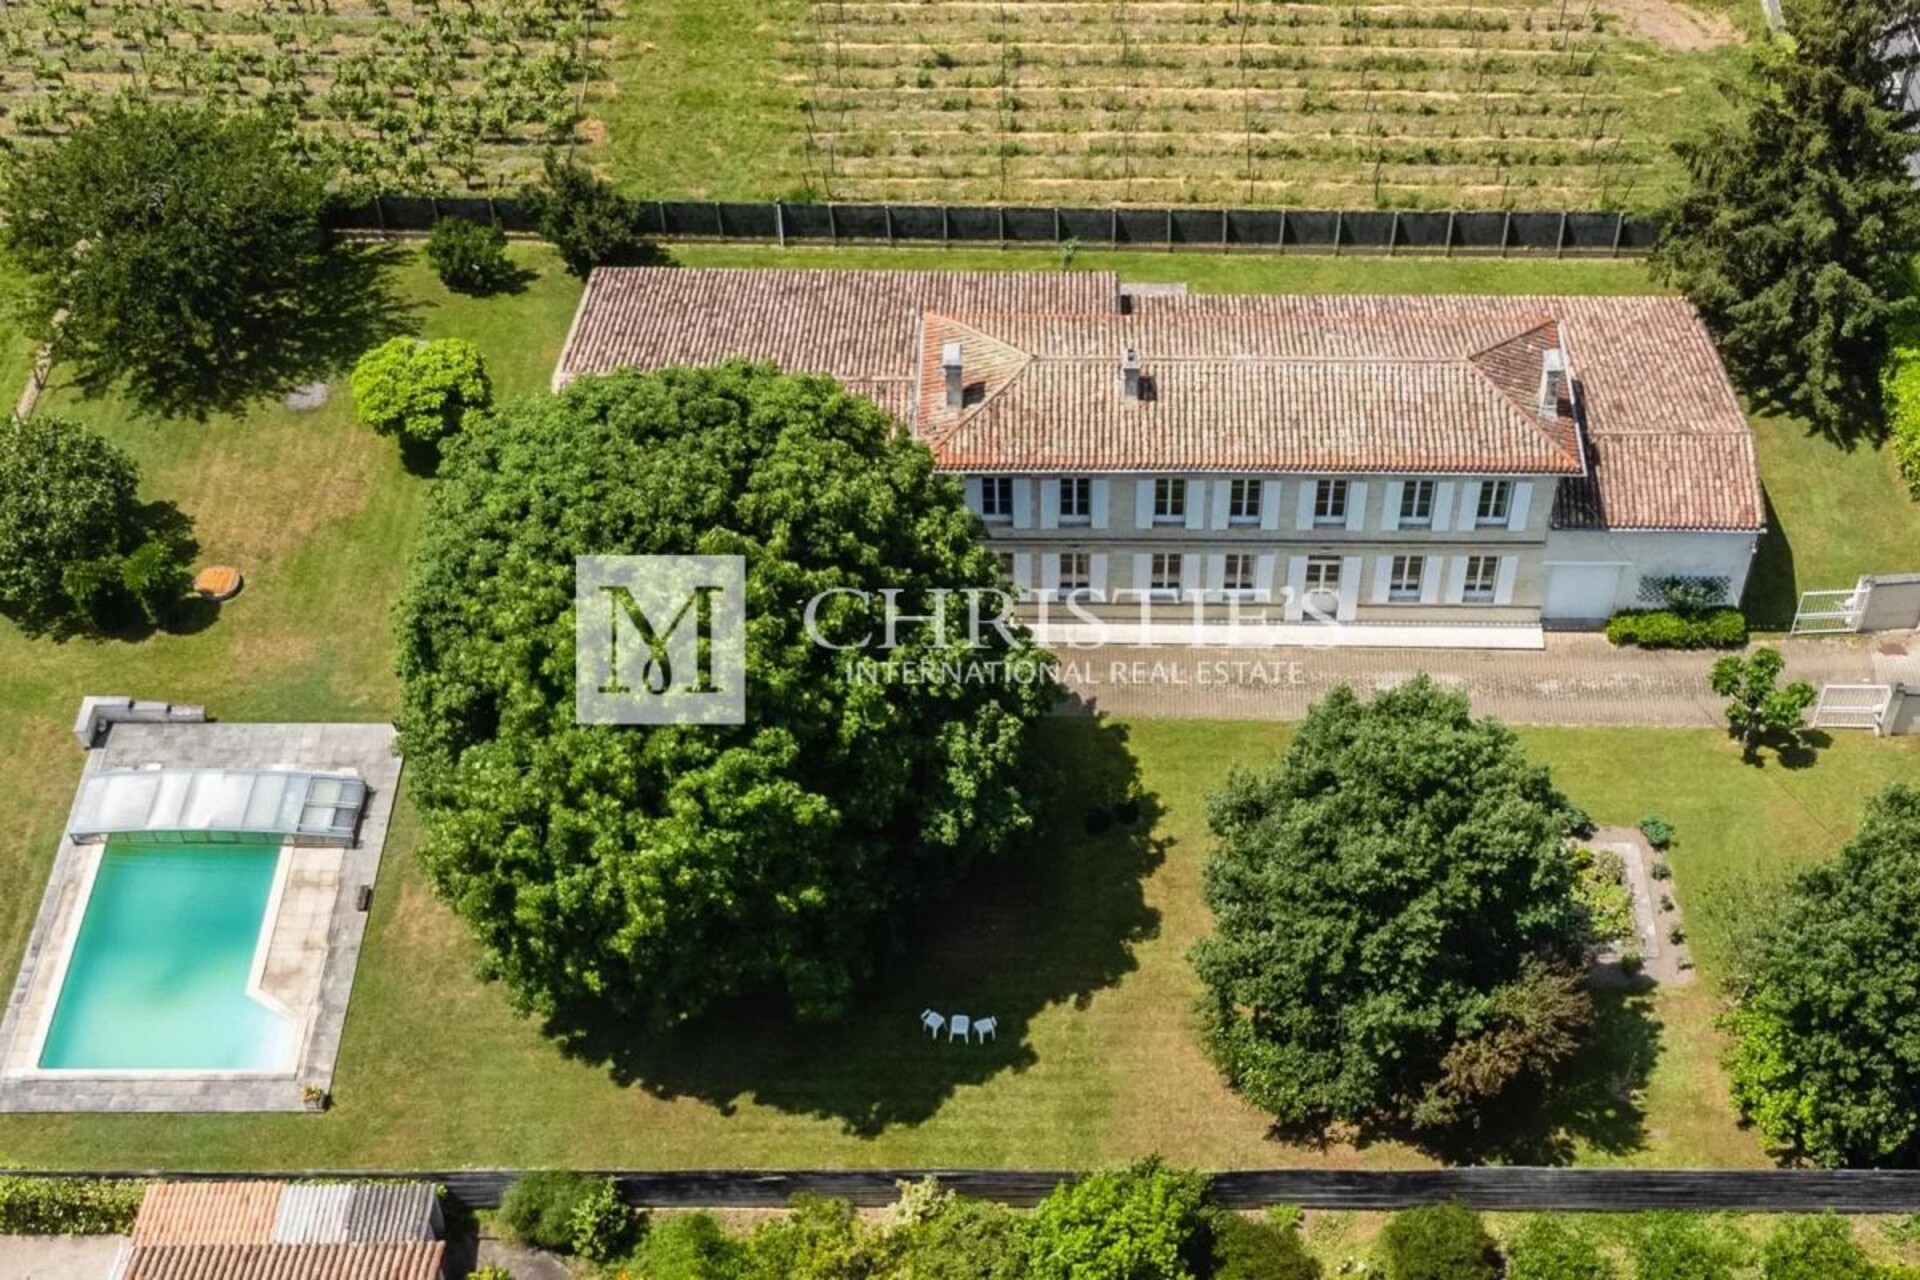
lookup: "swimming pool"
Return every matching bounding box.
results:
[37,837,295,1072]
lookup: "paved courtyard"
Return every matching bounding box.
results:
[1054,632,1919,727]
[0,1235,127,1280]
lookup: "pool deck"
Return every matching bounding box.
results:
[0,721,402,1113]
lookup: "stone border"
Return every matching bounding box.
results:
[0,721,402,1113]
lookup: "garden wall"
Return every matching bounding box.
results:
[336,197,1659,257]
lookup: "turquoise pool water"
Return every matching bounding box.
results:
[38,837,294,1071]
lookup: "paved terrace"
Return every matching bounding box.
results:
[1052,632,1920,727]
[0,722,401,1114]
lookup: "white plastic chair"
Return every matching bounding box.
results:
[948,1014,971,1043]
[973,1016,997,1043]
[920,1009,944,1039]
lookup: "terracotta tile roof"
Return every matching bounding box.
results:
[555,266,1121,420]
[135,1183,283,1247]
[917,311,1585,476]
[134,1181,441,1248]
[555,270,1763,533]
[121,1242,445,1280]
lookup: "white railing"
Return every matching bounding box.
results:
[1811,684,1893,731]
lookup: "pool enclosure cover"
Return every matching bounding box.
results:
[69,768,366,846]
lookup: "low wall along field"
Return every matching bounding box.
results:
[793,0,1743,210]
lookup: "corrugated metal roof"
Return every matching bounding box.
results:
[121,1242,445,1280]
[135,1181,441,1249]
[272,1185,352,1245]
[134,1183,283,1246]
[342,1183,441,1243]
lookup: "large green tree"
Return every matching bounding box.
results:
[1190,678,1591,1135]
[1652,0,1920,440]
[0,415,191,636]
[396,363,1050,1027]
[1726,784,1920,1166]
[0,103,341,417]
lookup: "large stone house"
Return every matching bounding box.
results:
[556,268,1764,646]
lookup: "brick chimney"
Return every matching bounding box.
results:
[941,342,964,409]
[1122,346,1143,402]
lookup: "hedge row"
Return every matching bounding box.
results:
[1605,608,1747,650]
[0,1176,146,1235]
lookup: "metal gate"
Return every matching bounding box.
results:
[1811,684,1894,731]
[1793,587,1866,634]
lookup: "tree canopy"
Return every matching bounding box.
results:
[1726,784,1920,1166]
[0,102,357,417]
[1652,0,1920,440]
[0,415,192,636]
[1190,678,1591,1136]
[395,363,1050,1027]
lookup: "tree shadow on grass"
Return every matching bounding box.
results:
[1373,985,1661,1166]
[65,239,417,421]
[541,717,1165,1137]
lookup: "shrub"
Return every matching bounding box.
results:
[1667,925,1686,945]
[1203,1207,1321,1280]
[1631,1214,1735,1280]
[890,1183,1030,1280]
[740,1195,889,1280]
[426,216,515,295]
[121,537,192,626]
[1604,609,1746,650]
[524,151,646,276]
[1620,950,1644,977]
[1886,344,1920,496]
[0,1177,146,1235]
[1760,1216,1874,1280]
[1024,1159,1211,1280]
[498,1171,606,1253]
[568,1176,637,1262]
[1505,1216,1614,1280]
[1649,861,1672,882]
[0,416,140,634]
[637,1213,749,1280]
[1563,805,1596,839]
[1377,1204,1500,1280]
[1639,816,1673,850]
[350,337,492,449]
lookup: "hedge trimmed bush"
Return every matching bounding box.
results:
[350,337,492,450]
[1605,608,1747,650]
[634,1212,749,1279]
[1506,1216,1614,1280]
[1204,1207,1322,1280]
[1886,344,1920,496]
[498,1171,624,1255]
[1631,1214,1735,1280]
[0,1176,146,1235]
[1378,1204,1500,1280]
[426,217,515,296]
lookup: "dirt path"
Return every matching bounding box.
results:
[1598,0,1739,51]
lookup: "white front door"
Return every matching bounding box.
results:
[1544,563,1623,621]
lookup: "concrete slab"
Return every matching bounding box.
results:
[0,1234,129,1280]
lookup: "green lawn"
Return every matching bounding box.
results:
[0,247,1915,1173]
[2,713,1913,1171]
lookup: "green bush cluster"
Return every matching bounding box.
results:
[523,152,649,277]
[1886,344,1920,496]
[1378,1203,1500,1280]
[498,1171,636,1262]
[425,217,516,296]
[1604,608,1747,650]
[623,1164,1314,1280]
[349,337,492,450]
[0,416,194,636]
[0,1177,146,1235]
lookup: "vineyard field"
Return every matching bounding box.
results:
[608,0,1749,210]
[0,0,610,190]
